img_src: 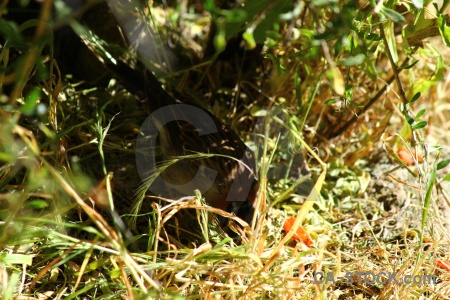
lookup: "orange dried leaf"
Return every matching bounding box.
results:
[422,237,433,243]
[437,259,450,272]
[397,149,423,166]
[283,216,313,247]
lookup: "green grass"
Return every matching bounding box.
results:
[1,1,450,299]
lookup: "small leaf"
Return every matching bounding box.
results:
[400,60,419,70]
[442,173,450,181]
[0,254,32,265]
[298,29,315,38]
[381,7,405,23]
[385,20,399,62]
[21,88,40,116]
[225,9,247,22]
[266,30,283,41]
[437,159,450,170]
[344,85,353,98]
[325,98,338,105]
[399,121,412,141]
[352,101,364,108]
[0,20,25,47]
[362,32,382,41]
[264,52,277,64]
[0,153,14,162]
[437,259,450,271]
[437,14,450,47]
[416,108,426,119]
[243,31,256,49]
[411,120,427,129]
[214,20,227,53]
[410,92,421,103]
[278,62,288,74]
[365,57,377,81]
[405,113,414,125]
[26,200,49,209]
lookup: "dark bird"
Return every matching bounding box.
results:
[102,59,260,226]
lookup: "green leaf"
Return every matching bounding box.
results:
[404,9,429,38]
[365,56,377,81]
[400,60,419,70]
[411,120,427,129]
[437,159,450,170]
[344,85,353,98]
[278,62,288,74]
[243,31,256,49]
[399,120,412,141]
[410,92,421,103]
[266,30,283,41]
[325,98,338,105]
[352,101,364,108]
[214,18,227,52]
[225,9,247,22]
[381,7,405,23]
[415,108,426,119]
[405,113,414,125]
[0,20,25,47]
[437,14,450,47]
[442,173,450,181]
[360,32,382,41]
[385,21,399,62]
[21,87,40,116]
[26,200,49,209]
[0,253,32,265]
[298,29,315,38]
[0,153,14,162]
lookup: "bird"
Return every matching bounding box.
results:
[101,59,260,226]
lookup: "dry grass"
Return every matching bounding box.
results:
[1,1,450,299]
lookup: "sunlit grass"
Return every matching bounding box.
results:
[1,1,450,299]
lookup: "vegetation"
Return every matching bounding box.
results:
[1,0,450,298]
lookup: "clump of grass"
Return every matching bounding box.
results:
[2,1,450,299]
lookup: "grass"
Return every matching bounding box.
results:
[1,1,450,299]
